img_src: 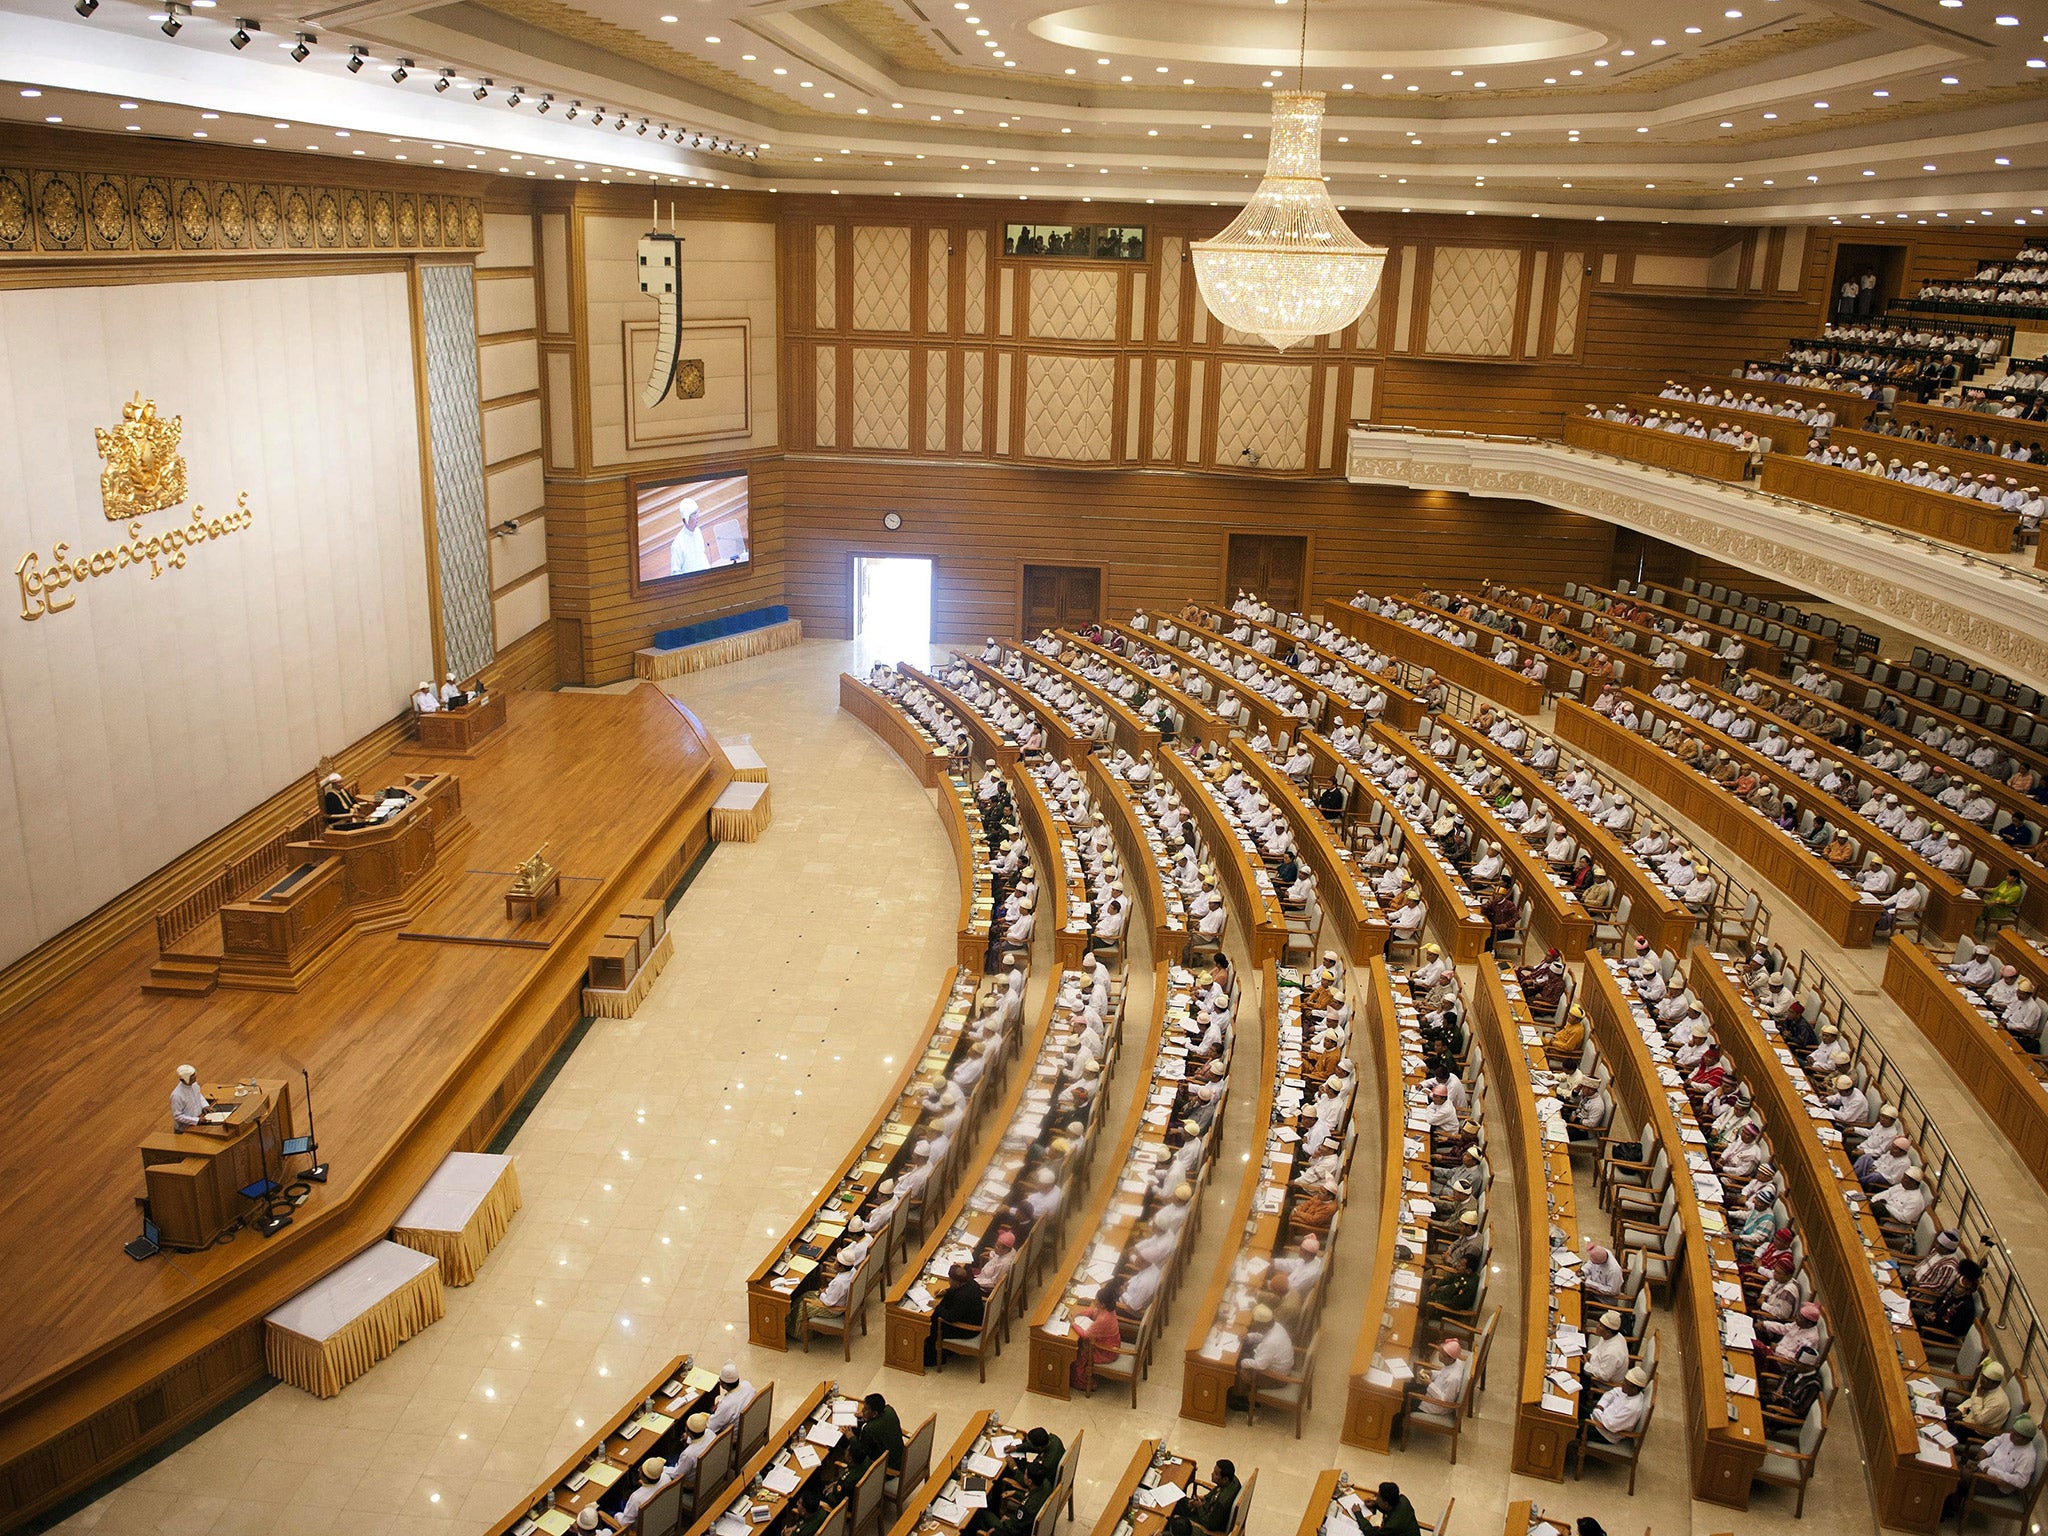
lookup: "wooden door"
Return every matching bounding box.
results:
[1020,564,1103,637]
[1226,533,1308,613]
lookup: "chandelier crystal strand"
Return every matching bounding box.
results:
[1191,90,1388,352]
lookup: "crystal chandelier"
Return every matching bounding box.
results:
[1192,8,1386,351]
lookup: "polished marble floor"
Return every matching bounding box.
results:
[51,637,2048,1536]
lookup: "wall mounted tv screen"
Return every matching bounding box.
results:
[634,471,751,587]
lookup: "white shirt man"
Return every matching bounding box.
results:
[1416,1342,1468,1417]
[1589,1374,1650,1442]
[411,682,440,714]
[170,1066,208,1130]
[707,1368,757,1434]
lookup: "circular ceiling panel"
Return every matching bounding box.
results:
[1028,0,1608,68]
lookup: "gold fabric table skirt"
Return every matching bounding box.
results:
[265,1241,445,1397]
[633,619,803,680]
[710,781,772,843]
[391,1152,523,1286]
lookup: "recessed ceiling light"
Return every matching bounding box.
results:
[741,52,755,59]
[704,34,719,42]
[1651,36,1666,44]
[19,89,40,98]
[1813,99,1829,107]
[1941,75,1960,83]
[1996,13,2018,22]
[772,66,785,73]
[1724,8,1742,16]
[1683,24,1701,32]
[1996,155,2011,164]
[1763,110,1777,118]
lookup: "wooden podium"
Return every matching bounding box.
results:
[139,1079,297,1250]
[413,693,507,756]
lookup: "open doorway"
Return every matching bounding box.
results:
[854,556,933,665]
[1828,242,1906,320]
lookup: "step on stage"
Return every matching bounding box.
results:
[0,687,732,1531]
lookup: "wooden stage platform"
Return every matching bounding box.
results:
[0,687,731,1530]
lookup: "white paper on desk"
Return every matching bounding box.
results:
[1540,1392,1577,1415]
[808,1423,843,1449]
[967,1454,1005,1478]
[1043,1316,1071,1337]
[1713,1280,1744,1305]
[908,1284,934,1309]
[1554,1326,1585,1352]
[1364,1367,1395,1388]
[764,1467,803,1497]
[958,1491,991,1511]
[1142,1484,1185,1510]
[1881,1289,1913,1326]
[1384,1355,1414,1380]
[1917,1439,1956,1468]
[793,1445,822,1471]
[1549,1370,1582,1395]
[1722,1313,1757,1350]
[714,1517,751,1536]
[1274,1126,1300,1143]
[930,1499,966,1526]
[1552,1248,1581,1269]
[1727,1373,1758,1396]
[1923,1424,1958,1448]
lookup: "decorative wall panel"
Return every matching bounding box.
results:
[1151,358,1177,462]
[1425,246,1521,357]
[961,351,986,452]
[1021,353,1116,462]
[1553,252,1584,354]
[851,347,912,450]
[1027,267,1119,341]
[1213,361,1313,472]
[999,269,1015,337]
[813,224,837,329]
[421,263,496,682]
[1523,250,1549,355]
[0,160,481,258]
[925,349,949,453]
[851,226,912,332]
[1157,235,1183,342]
[927,229,950,332]
[814,344,838,448]
[963,229,988,333]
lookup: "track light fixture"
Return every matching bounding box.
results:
[159,4,185,37]
[635,118,648,135]
[536,93,552,113]
[505,85,523,107]
[389,57,410,82]
[229,20,252,48]
[74,0,98,15]
[345,44,366,72]
[591,108,605,125]
[614,115,627,130]
[565,100,580,120]
[434,68,453,92]
[473,77,492,101]
[290,31,314,60]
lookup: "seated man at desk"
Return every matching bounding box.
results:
[411,679,440,714]
[170,1064,210,1132]
[438,670,469,708]
[1186,1461,1242,1535]
[319,772,359,825]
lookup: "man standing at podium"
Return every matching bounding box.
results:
[171,1065,209,1132]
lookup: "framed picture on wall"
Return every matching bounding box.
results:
[628,468,753,595]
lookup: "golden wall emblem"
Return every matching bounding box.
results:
[94,394,188,521]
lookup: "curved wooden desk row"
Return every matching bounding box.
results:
[1826,426,2026,494]
[1343,959,1435,1452]
[1131,620,1309,748]
[1486,582,1722,690]
[1062,629,1233,752]
[1690,671,2032,922]
[1579,960,1766,1507]
[1571,581,1785,681]
[1554,701,1886,948]
[937,770,998,971]
[924,658,1078,768]
[1759,454,2019,554]
[1472,961,1584,1483]
[1689,951,1956,1532]
[1707,374,1878,431]
[1880,939,2048,1196]
[1756,670,2048,931]
[885,961,1119,1371]
[1371,723,1594,962]
[1795,654,2048,791]
[1181,964,1349,1425]
[903,664,1021,772]
[1563,413,1755,483]
[1420,712,1694,956]
[747,969,985,1349]
[1636,685,1978,942]
[839,675,954,787]
[1324,599,1546,717]
[1186,601,1426,732]
[1231,744,1388,966]
[1015,762,1091,969]
[1003,644,1161,758]
[1087,758,1190,956]
[1423,589,1659,707]
[481,1354,722,1535]
[1173,609,1364,733]
[1621,394,1817,457]
[1304,731,1490,965]
[1027,963,1205,1398]
[960,655,1091,763]
[681,1381,842,1536]
[1158,746,1289,967]
[1089,1441,1201,1536]
[1662,679,1982,946]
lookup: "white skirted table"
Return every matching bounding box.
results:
[265,1240,444,1397]
[710,780,772,842]
[725,742,768,782]
[391,1151,522,1286]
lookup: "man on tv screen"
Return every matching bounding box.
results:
[668,495,711,576]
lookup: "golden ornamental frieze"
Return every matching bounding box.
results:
[0,162,485,258]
